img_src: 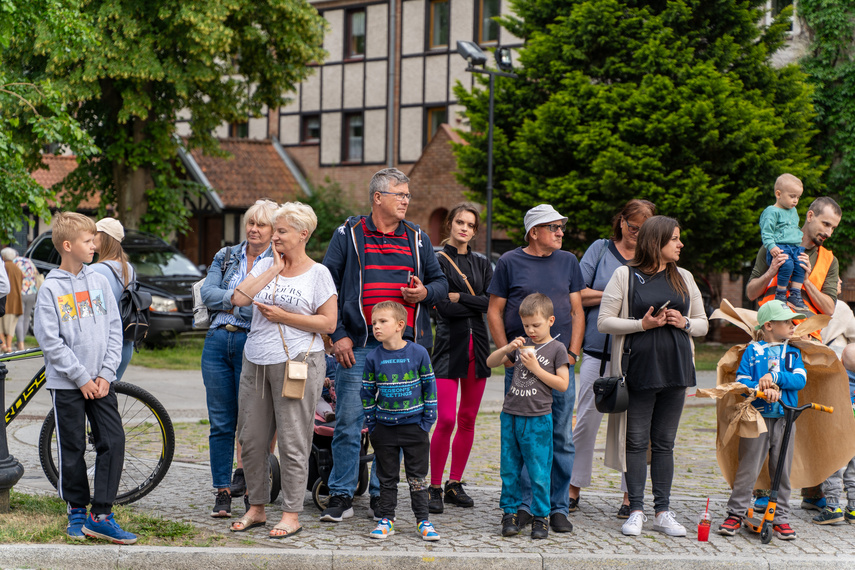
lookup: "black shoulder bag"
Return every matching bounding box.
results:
[592,266,634,414]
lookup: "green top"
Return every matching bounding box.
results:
[759,205,803,251]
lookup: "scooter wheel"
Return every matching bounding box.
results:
[760,521,773,544]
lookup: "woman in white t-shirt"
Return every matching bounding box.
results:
[228,202,337,539]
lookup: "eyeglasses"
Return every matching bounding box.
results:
[537,223,566,233]
[377,190,412,202]
[623,218,641,234]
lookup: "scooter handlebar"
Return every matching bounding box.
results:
[754,390,833,413]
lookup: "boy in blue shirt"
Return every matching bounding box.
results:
[718,300,807,541]
[361,301,438,541]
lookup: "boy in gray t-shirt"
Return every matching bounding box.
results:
[486,293,570,540]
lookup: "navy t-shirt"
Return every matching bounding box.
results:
[487,248,585,350]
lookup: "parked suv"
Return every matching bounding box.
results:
[25,230,203,343]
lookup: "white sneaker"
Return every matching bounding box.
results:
[621,511,647,536]
[653,511,687,537]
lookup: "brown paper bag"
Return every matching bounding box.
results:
[708,300,855,489]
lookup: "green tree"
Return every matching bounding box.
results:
[454,0,825,273]
[0,1,98,243]
[4,0,325,236]
[800,1,855,268]
[303,180,357,261]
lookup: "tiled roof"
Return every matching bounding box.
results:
[188,138,305,208]
[31,155,101,209]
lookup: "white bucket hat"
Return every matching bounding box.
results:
[523,204,568,242]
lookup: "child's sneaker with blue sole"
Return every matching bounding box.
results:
[66,508,87,540]
[418,520,440,541]
[369,518,394,540]
[82,513,138,544]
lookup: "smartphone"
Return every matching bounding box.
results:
[653,300,671,317]
[407,271,415,288]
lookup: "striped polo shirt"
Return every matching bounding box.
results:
[361,216,416,330]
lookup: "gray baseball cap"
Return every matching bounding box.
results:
[524,204,568,242]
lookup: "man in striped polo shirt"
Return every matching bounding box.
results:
[321,168,448,523]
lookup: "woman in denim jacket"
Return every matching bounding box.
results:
[200,199,276,518]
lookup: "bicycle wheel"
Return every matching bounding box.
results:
[38,381,175,505]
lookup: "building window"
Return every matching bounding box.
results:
[771,0,793,16]
[429,0,450,49]
[343,113,364,162]
[346,9,366,59]
[228,122,249,138]
[426,106,448,145]
[478,0,500,44]
[301,115,321,144]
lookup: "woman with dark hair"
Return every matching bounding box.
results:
[90,218,135,379]
[428,203,493,513]
[569,199,655,518]
[598,216,708,538]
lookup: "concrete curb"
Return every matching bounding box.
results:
[1,545,850,569]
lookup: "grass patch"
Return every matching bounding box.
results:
[694,341,730,371]
[0,491,232,546]
[131,334,205,370]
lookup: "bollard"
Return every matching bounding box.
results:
[0,360,24,512]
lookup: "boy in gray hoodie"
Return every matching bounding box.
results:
[33,212,136,544]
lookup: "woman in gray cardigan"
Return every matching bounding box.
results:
[598,216,708,538]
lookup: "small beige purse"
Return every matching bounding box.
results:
[278,324,316,400]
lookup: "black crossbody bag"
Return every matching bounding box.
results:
[592,267,634,414]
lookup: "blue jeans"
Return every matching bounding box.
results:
[116,340,133,381]
[500,412,553,518]
[504,366,576,516]
[328,339,381,498]
[201,327,247,489]
[767,244,806,289]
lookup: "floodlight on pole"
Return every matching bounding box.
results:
[457,44,518,263]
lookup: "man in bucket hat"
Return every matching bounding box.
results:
[487,204,585,534]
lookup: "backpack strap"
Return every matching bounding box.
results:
[438,251,476,296]
[104,263,128,291]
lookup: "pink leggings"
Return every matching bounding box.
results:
[430,336,487,485]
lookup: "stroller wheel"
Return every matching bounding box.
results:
[312,478,330,510]
[268,453,281,503]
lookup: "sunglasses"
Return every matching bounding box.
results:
[537,223,566,233]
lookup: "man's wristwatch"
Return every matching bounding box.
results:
[568,350,578,362]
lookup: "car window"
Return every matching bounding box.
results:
[31,237,58,265]
[127,250,203,277]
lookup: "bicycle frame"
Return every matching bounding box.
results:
[2,348,47,426]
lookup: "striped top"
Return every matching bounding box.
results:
[360,217,416,330]
[360,341,437,433]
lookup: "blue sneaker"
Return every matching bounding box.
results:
[369,518,394,540]
[418,520,440,541]
[753,496,769,510]
[801,497,827,511]
[83,513,138,544]
[67,508,87,540]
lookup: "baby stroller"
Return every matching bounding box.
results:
[306,360,373,509]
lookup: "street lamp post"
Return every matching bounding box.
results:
[457,41,517,263]
[0,361,24,512]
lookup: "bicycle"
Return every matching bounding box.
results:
[2,347,175,505]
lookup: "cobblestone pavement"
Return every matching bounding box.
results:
[8,395,855,560]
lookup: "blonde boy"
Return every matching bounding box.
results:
[360,301,439,541]
[34,212,134,543]
[486,293,570,539]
